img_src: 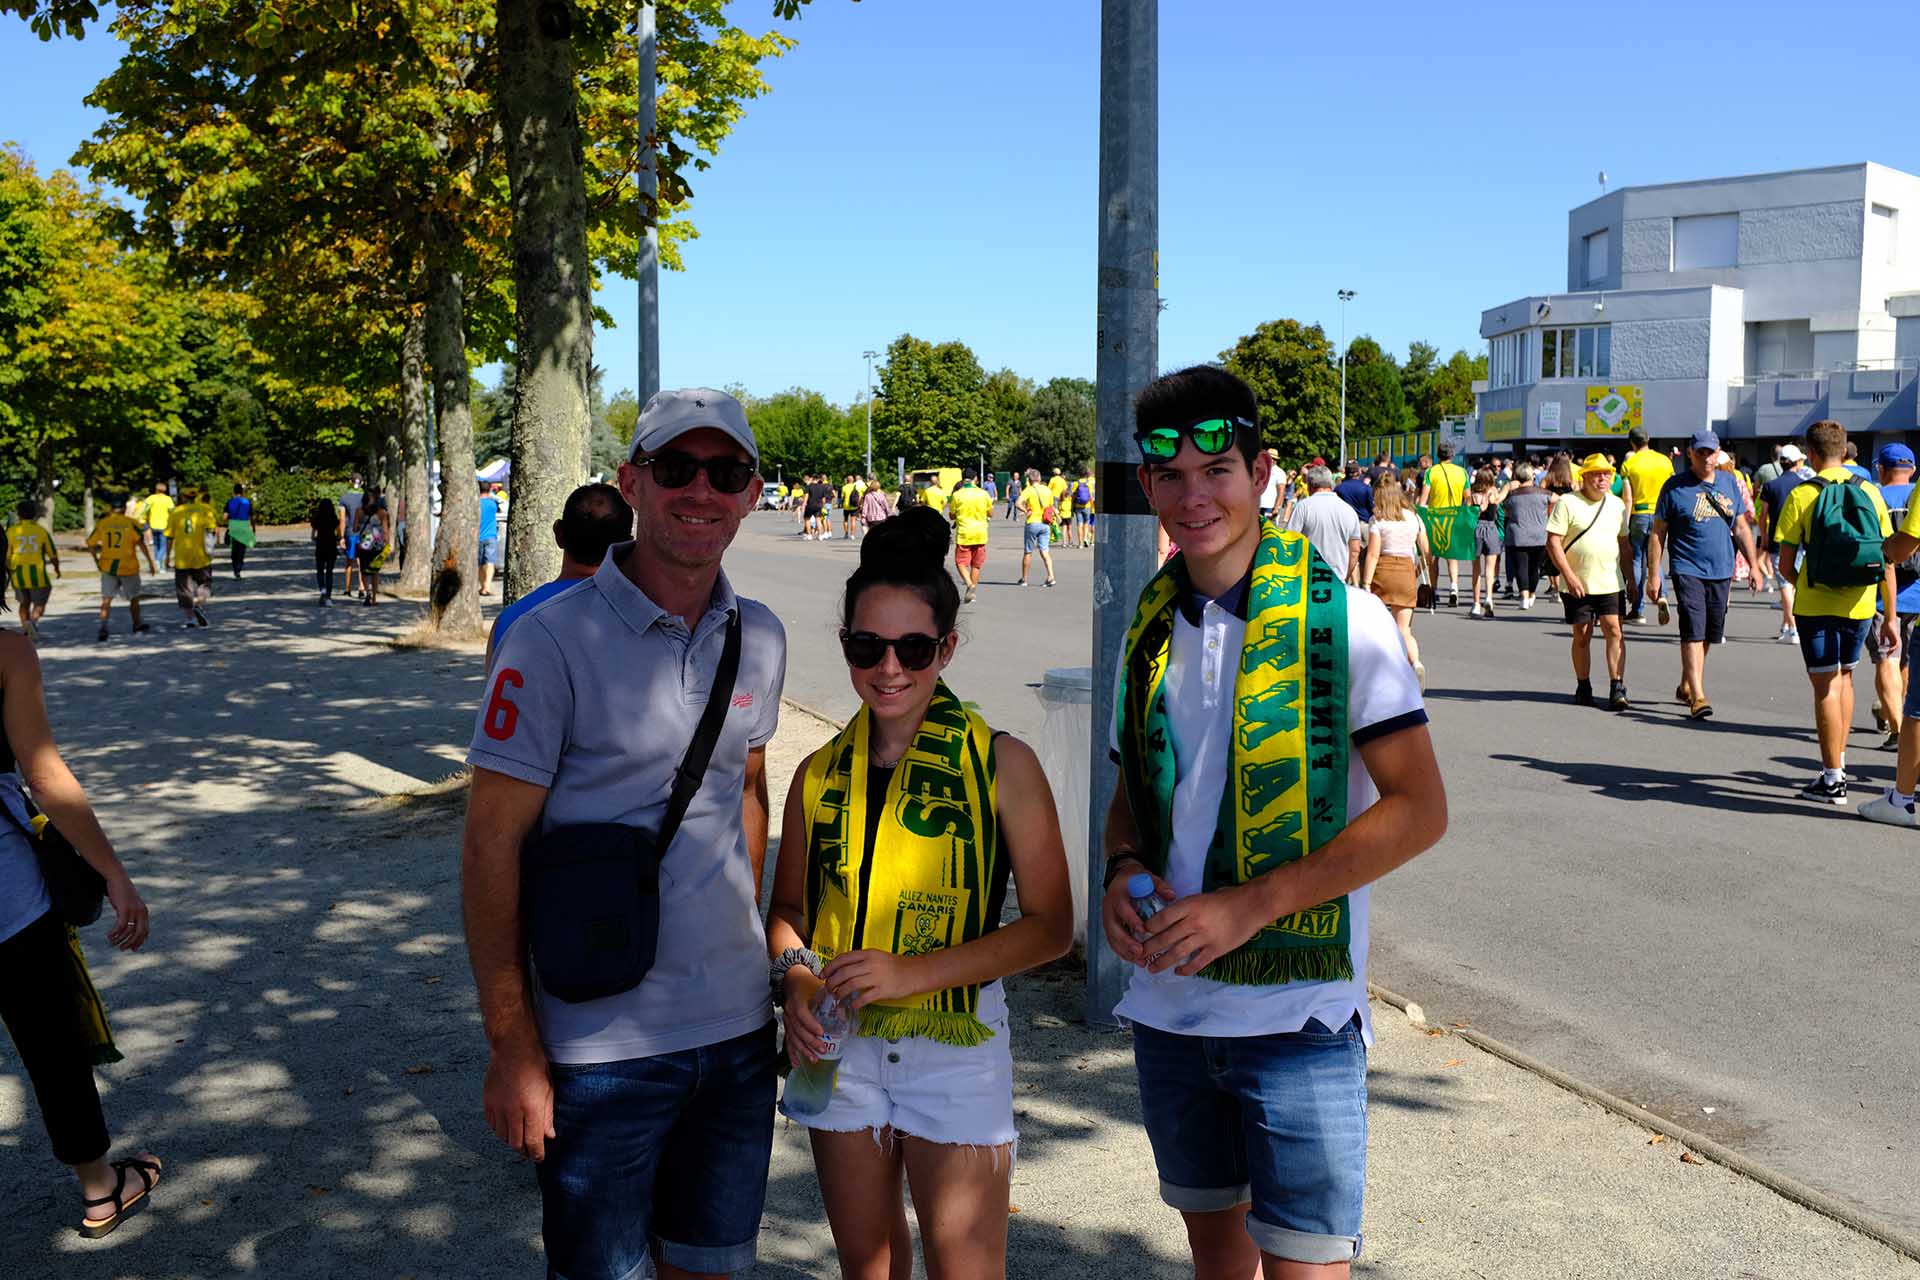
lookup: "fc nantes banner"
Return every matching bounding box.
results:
[1417,505,1476,561]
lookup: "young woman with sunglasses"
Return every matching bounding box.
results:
[766,506,1072,1280]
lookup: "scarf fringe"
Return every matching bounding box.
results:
[857,1005,996,1047]
[1198,946,1354,988]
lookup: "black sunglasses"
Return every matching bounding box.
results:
[1134,416,1254,462]
[636,451,757,494]
[840,629,946,671]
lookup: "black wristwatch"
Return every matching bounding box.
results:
[1103,851,1146,891]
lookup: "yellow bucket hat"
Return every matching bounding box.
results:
[1576,452,1616,478]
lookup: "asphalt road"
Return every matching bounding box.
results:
[726,509,1920,1241]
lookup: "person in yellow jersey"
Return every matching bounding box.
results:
[1074,467,1096,549]
[1017,467,1056,587]
[1416,442,1472,609]
[163,486,219,629]
[840,472,865,540]
[1047,469,1069,547]
[84,498,156,643]
[1620,426,1678,625]
[134,483,174,566]
[1057,467,1079,547]
[918,477,947,515]
[5,502,60,643]
[946,469,994,604]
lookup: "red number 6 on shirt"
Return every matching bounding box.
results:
[484,668,523,741]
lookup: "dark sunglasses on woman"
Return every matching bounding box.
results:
[636,451,758,494]
[840,630,945,671]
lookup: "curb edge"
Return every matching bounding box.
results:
[1367,982,1920,1264]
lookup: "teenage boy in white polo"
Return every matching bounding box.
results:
[1100,365,1447,1277]
[461,388,786,1280]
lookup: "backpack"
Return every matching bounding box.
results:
[1073,481,1091,505]
[1803,476,1885,589]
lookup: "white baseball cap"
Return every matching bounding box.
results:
[628,387,757,463]
[1778,443,1805,463]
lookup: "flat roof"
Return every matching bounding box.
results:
[1566,162,1906,217]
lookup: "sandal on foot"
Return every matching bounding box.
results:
[79,1156,162,1239]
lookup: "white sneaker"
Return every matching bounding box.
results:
[1859,793,1920,828]
[1776,624,1798,644]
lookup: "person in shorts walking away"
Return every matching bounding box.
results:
[1644,430,1761,720]
[1758,444,1815,643]
[1772,420,1897,805]
[461,387,786,1280]
[1100,365,1445,1278]
[945,469,993,604]
[1016,468,1056,588]
[1286,464,1365,585]
[164,487,219,630]
[1863,444,1920,749]
[477,482,502,597]
[135,483,173,568]
[1417,441,1470,609]
[1546,455,1633,709]
[1859,489,1920,826]
[767,506,1071,1280]
[1620,427,1674,624]
[356,492,392,605]
[6,503,59,644]
[1468,467,1508,618]
[84,500,155,642]
[1361,470,1429,681]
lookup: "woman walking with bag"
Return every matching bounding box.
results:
[0,629,159,1237]
[1361,471,1430,683]
[766,506,1073,1280]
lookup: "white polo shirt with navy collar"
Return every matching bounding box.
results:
[1110,567,1427,1046]
[468,542,786,1064]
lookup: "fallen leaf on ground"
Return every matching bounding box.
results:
[421,976,443,985]
[200,1199,214,1206]
[405,1063,435,1075]
[1680,1151,1704,1165]
[1441,1058,1465,1068]
[1648,1134,1667,1145]
[1008,1206,1021,1214]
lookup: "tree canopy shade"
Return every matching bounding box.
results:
[1219,318,1342,463]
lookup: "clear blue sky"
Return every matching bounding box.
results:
[5,2,1918,409]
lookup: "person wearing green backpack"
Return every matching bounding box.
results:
[1772,420,1899,806]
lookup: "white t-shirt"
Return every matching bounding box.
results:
[1260,467,1283,511]
[1110,582,1427,1045]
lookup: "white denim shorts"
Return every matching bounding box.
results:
[781,979,1017,1149]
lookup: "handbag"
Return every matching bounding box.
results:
[3,788,105,928]
[520,609,743,1004]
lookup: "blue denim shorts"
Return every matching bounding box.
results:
[1132,1016,1367,1265]
[1024,523,1050,553]
[1797,614,1873,674]
[537,1023,777,1280]
[479,537,502,567]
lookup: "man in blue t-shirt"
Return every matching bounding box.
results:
[1333,461,1374,523]
[1646,430,1760,719]
[485,482,633,670]
[477,482,502,597]
[1758,444,1815,643]
[1864,443,1920,749]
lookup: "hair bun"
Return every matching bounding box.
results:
[861,505,951,575]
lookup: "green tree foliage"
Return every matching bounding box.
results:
[600,389,639,476]
[751,388,864,481]
[1398,341,1438,428]
[1342,336,1413,439]
[1219,319,1341,462]
[981,368,1035,455]
[1005,377,1095,476]
[1419,349,1488,426]
[871,335,998,468]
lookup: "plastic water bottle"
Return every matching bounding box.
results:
[782,989,856,1118]
[1127,873,1165,941]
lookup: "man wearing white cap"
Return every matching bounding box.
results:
[461,388,787,1279]
[1758,443,1815,643]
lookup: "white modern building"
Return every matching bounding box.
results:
[1475,163,1920,455]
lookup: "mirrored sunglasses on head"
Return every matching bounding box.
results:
[1134,416,1255,462]
[839,629,944,671]
[635,450,758,494]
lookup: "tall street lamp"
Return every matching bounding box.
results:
[863,349,879,477]
[1337,289,1355,468]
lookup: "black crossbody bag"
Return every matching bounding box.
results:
[2,788,104,928]
[520,610,742,1004]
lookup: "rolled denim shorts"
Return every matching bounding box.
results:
[479,537,502,567]
[1024,523,1050,553]
[1132,1014,1367,1265]
[537,1023,777,1280]
[1797,614,1873,674]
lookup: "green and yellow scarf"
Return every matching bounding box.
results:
[1117,521,1352,986]
[801,681,1003,1046]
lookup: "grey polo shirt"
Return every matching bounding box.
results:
[467,543,786,1064]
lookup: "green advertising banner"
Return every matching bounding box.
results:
[1417,504,1477,561]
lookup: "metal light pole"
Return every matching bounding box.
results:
[638,4,660,402]
[1337,288,1355,468]
[863,349,878,477]
[1087,0,1157,1028]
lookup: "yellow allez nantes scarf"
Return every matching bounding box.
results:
[1118,522,1352,986]
[801,681,1003,1046]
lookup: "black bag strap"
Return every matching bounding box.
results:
[1563,494,1610,551]
[655,607,744,856]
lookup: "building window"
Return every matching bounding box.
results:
[1584,230,1610,286]
[1489,331,1533,391]
[1672,212,1738,270]
[1872,204,1898,265]
[1536,324,1610,380]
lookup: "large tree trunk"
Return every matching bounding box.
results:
[497,0,595,603]
[397,307,434,597]
[425,261,483,636]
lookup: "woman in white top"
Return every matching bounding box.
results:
[1361,471,1430,682]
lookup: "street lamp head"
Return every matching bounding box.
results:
[1337,289,1355,302]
